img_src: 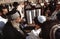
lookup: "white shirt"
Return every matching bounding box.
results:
[0,16,8,29]
[31,28,41,36]
[26,28,41,39]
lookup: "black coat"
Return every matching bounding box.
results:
[41,20,59,39]
[55,28,60,39]
[2,21,26,39]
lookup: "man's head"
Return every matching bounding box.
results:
[10,11,22,23]
[2,5,8,15]
[2,8,8,15]
[34,16,46,27]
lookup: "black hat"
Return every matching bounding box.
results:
[13,2,19,8]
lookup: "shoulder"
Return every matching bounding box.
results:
[55,28,60,34]
[55,28,60,39]
[3,21,12,30]
[50,24,60,39]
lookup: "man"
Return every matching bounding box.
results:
[12,2,24,19]
[3,11,26,39]
[0,5,8,31]
[50,11,60,39]
[0,5,8,39]
[50,4,60,20]
[26,16,46,39]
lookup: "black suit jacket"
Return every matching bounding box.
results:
[2,21,26,39]
[55,28,60,39]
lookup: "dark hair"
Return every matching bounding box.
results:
[10,9,21,17]
[34,17,42,26]
[56,11,60,20]
[0,4,8,13]
[23,26,35,30]
[13,2,19,8]
[0,5,2,13]
[1,4,8,9]
[0,5,8,18]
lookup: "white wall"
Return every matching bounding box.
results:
[0,0,27,4]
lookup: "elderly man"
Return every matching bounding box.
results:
[2,11,26,39]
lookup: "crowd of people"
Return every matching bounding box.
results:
[0,1,60,39]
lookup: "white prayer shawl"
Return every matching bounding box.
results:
[26,28,41,39]
[31,28,41,37]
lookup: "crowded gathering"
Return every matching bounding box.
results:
[0,0,60,39]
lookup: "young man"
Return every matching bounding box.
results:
[26,16,46,39]
[0,5,8,31]
[0,5,8,39]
